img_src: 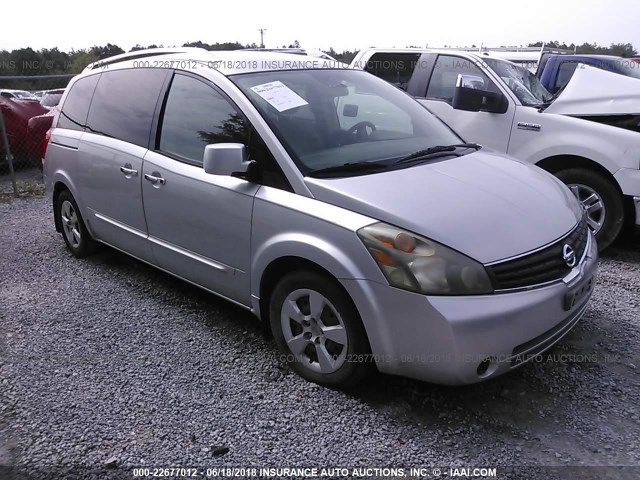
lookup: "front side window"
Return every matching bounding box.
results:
[158,74,249,165]
[427,55,494,103]
[231,69,462,176]
[158,74,291,189]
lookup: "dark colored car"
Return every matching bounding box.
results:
[538,54,640,93]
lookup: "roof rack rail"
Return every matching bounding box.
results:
[435,45,575,55]
[243,47,308,55]
[85,47,209,71]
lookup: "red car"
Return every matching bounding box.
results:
[0,97,48,167]
[27,107,57,165]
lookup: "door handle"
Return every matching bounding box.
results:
[144,173,166,185]
[120,166,138,176]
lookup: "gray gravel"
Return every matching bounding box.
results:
[1,194,639,480]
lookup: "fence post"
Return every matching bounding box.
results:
[0,108,19,197]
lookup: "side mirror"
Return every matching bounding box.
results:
[203,143,254,177]
[452,74,509,114]
[458,74,486,90]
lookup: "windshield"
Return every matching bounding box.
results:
[231,69,462,175]
[483,58,553,107]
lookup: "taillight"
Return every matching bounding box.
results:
[41,128,52,164]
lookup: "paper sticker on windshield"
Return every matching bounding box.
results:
[250,81,308,112]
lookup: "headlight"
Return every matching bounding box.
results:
[357,223,493,295]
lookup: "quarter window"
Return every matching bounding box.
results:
[57,74,100,131]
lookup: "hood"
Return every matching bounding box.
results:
[305,151,582,264]
[546,64,640,116]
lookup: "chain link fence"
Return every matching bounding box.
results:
[0,74,73,198]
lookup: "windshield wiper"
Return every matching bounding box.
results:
[394,143,481,165]
[308,162,388,177]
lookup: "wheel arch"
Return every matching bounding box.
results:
[259,256,352,325]
[535,155,623,195]
[52,180,70,232]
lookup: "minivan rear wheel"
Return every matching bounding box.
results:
[55,190,97,258]
[269,271,373,389]
[555,168,623,251]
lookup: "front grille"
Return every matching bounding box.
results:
[487,217,589,290]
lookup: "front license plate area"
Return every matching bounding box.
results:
[564,275,594,311]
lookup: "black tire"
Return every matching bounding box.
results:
[269,271,373,389]
[555,168,623,251]
[54,190,97,258]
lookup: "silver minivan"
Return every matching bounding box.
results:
[43,48,598,388]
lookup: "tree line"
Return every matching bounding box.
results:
[0,39,636,88]
[527,41,637,57]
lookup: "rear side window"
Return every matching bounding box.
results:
[86,69,167,148]
[158,74,248,165]
[362,52,421,91]
[57,74,99,131]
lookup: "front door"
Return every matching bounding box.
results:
[141,73,260,305]
[419,54,516,153]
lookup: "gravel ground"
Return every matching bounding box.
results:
[1,193,639,480]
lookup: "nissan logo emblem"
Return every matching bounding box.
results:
[563,244,576,268]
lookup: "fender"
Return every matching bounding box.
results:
[510,109,640,175]
[249,187,388,316]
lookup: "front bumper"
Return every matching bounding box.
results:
[341,232,598,385]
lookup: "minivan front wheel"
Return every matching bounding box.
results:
[269,271,373,389]
[555,168,623,251]
[55,190,96,258]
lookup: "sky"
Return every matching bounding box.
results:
[3,0,639,53]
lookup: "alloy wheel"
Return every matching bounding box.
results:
[568,183,606,234]
[280,288,348,374]
[60,200,81,248]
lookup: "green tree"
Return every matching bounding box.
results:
[9,48,41,74]
[90,44,125,60]
[183,41,245,51]
[70,50,98,73]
